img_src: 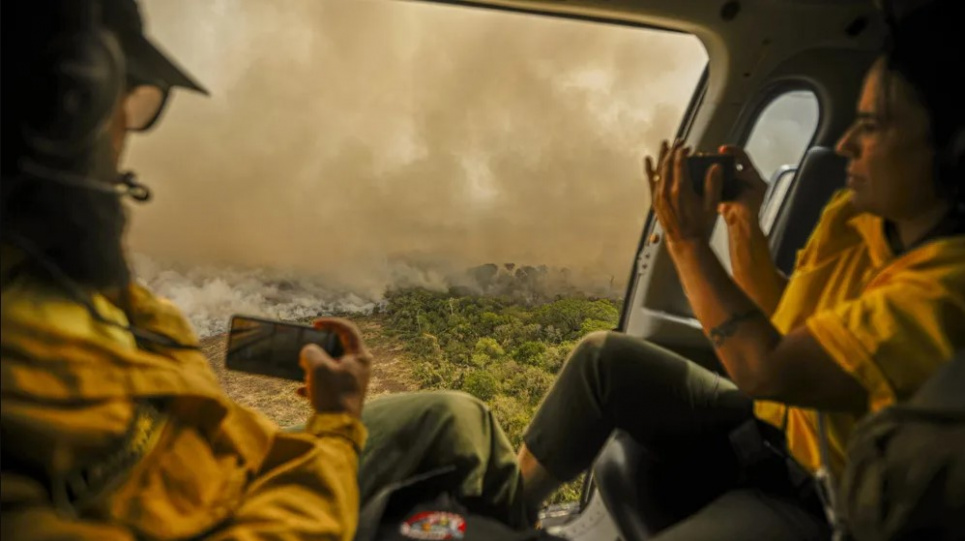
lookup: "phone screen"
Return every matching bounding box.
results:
[225,316,344,381]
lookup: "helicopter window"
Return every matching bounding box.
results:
[743,90,821,233]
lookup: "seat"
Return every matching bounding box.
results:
[767,146,848,275]
[592,431,739,541]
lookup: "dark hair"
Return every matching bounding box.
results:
[881,0,965,216]
[0,1,131,289]
[1,182,131,289]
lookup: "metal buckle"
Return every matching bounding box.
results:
[814,466,848,540]
[51,469,89,519]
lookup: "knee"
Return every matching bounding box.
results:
[415,391,502,453]
[418,390,491,425]
[582,330,611,349]
[363,391,493,451]
[563,330,612,372]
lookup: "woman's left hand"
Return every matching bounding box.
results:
[645,140,723,246]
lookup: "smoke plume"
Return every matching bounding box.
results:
[125,0,707,301]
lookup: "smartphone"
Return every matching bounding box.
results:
[685,154,741,202]
[225,315,344,381]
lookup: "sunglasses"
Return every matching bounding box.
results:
[124,76,171,132]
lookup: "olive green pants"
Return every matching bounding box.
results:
[357,391,528,528]
[524,331,829,540]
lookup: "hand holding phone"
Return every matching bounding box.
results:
[226,316,344,381]
[685,154,742,202]
[225,316,372,417]
[646,141,743,244]
[717,145,769,216]
[299,318,371,418]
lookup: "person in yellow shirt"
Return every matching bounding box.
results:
[1,1,527,539]
[516,0,965,538]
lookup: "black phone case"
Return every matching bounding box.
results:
[686,154,741,202]
[225,316,345,381]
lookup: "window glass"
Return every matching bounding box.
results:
[745,90,820,182]
[709,90,819,268]
[129,0,708,327]
[127,1,707,499]
[743,90,820,233]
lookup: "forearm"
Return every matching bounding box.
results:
[728,212,788,316]
[668,239,783,394]
[207,413,367,541]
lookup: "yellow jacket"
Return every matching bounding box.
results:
[1,258,367,540]
[756,190,965,476]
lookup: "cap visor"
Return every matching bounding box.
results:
[127,34,209,96]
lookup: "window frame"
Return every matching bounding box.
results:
[734,82,824,235]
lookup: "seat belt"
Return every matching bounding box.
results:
[815,413,845,541]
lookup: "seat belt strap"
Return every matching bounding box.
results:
[815,413,846,540]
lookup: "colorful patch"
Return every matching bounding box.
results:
[399,511,467,540]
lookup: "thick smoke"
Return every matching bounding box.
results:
[125,0,707,305]
[133,254,378,337]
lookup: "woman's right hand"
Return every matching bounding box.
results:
[297,317,372,419]
[717,145,768,223]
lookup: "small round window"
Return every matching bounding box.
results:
[743,90,820,233]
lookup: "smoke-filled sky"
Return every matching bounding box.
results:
[125,0,708,295]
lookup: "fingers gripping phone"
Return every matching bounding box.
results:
[225,316,344,381]
[685,154,742,202]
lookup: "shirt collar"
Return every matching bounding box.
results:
[847,211,895,268]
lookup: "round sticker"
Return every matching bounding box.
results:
[399,511,467,540]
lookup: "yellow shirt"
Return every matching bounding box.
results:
[755,190,965,476]
[1,260,367,540]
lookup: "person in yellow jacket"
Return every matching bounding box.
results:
[0,1,372,538]
[0,1,527,539]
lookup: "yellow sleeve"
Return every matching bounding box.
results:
[1,412,367,541]
[806,277,965,412]
[205,413,368,541]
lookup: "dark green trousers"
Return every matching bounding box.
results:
[358,391,528,528]
[288,391,527,528]
[524,330,830,540]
